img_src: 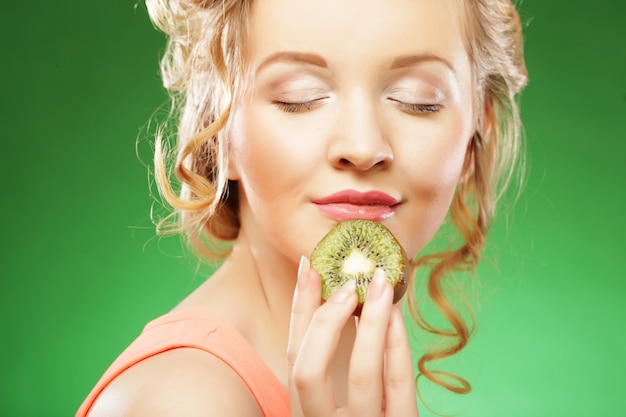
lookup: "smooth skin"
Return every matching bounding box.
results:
[88,0,476,415]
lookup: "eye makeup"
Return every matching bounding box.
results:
[257,69,332,113]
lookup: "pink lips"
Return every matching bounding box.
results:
[313,190,399,222]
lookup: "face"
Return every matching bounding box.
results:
[228,0,476,268]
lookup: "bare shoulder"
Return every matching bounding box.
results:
[87,348,263,417]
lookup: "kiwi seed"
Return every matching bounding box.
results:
[310,219,408,315]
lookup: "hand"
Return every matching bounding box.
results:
[287,256,419,417]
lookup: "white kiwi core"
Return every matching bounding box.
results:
[342,249,375,275]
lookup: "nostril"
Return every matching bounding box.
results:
[335,156,390,171]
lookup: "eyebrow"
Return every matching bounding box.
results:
[255,51,456,76]
[390,53,457,74]
[255,52,328,74]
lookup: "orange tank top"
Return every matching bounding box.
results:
[76,308,290,416]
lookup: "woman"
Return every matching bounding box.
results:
[78,0,527,415]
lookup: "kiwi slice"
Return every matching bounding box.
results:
[310,219,408,315]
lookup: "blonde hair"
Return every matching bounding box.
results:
[146,0,527,395]
[408,0,528,395]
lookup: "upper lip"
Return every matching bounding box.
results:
[313,189,400,206]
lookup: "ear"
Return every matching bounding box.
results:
[225,121,242,180]
[226,139,241,181]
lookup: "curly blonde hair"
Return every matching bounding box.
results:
[145,0,527,395]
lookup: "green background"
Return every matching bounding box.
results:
[1,1,624,416]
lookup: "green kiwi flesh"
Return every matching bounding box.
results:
[310,219,408,315]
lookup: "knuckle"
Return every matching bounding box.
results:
[348,370,375,391]
[385,333,403,351]
[286,346,298,368]
[309,307,338,328]
[292,364,323,391]
[385,372,410,392]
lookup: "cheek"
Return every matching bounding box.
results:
[403,117,470,193]
[229,104,322,198]
[394,117,472,257]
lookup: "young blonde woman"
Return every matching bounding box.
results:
[78,0,527,415]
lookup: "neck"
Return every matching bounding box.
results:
[180,227,357,395]
[228,229,297,331]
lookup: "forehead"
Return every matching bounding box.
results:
[246,0,469,72]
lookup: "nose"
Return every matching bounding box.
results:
[327,93,393,171]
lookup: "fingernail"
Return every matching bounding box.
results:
[367,268,387,301]
[330,280,356,303]
[297,256,310,290]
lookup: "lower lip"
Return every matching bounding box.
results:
[314,203,396,222]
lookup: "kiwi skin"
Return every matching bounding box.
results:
[310,219,409,315]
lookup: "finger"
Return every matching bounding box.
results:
[293,280,358,417]
[347,268,393,416]
[287,256,322,417]
[383,306,418,416]
[287,256,321,369]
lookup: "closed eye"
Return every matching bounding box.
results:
[388,98,442,115]
[273,97,327,113]
[273,101,315,113]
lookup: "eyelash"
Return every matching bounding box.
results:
[273,100,319,113]
[273,98,442,115]
[389,99,442,114]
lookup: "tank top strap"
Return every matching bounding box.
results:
[76,308,290,417]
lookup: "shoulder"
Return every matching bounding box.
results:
[87,348,264,417]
